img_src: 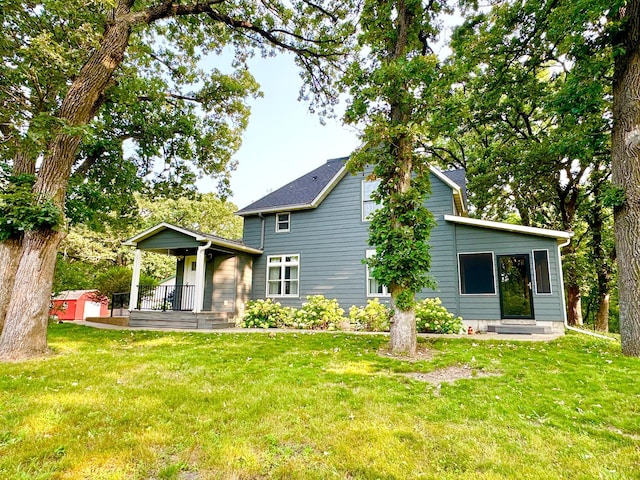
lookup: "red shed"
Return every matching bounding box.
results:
[50,290,109,321]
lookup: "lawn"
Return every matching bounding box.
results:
[0,324,638,479]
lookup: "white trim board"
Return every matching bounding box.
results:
[444,215,573,242]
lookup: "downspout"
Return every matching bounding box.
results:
[258,212,265,249]
[193,240,212,314]
[557,238,616,341]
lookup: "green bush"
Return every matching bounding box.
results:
[290,295,345,330]
[415,298,463,334]
[240,299,294,329]
[348,298,391,332]
[94,266,156,300]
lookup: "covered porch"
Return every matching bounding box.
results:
[124,223,262,329]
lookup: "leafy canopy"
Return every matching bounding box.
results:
[0,0,358,230]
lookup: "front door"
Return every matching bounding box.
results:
[497,254,534,319]
[181,255,198,310]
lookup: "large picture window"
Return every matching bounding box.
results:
[533,250,552,294]
[366,250,390,297]
[267,255,299,297]
[362,179,382,221]
[458,252,496,295]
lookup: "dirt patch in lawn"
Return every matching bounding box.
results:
[403,364,501,387]
[378,345,435,362]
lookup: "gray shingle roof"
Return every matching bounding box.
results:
[236,159,467,215]
[441,168,467,205]
[236,157,347,215]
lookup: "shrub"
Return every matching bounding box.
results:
[94,266,156,301]
[415,298,463,334]
[292,295,345,330]
[240,299,294,329]
[348,298,391,332]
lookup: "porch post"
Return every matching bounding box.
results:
[193,242,210,313]
[129,249,142,311]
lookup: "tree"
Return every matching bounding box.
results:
[612,0,640,356]
[441,0,639,353]
[342,0,446,355]
[0,0,357,360]
[54,193,243,293]
[431,0,613,328]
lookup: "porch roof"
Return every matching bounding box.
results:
[123,222,263,255]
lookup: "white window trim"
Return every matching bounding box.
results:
[362,179,381,222]
[532,249,553,295]
[457,251,498,296]
[365,249,390,297]
[275,212,290,233]
[266,254,300,298]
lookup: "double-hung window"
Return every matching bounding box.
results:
[267,255,299,297]
[276,213,290,232]
[362,179,382,221]
[366,250,389,297]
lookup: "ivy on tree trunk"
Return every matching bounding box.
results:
[343,0,443,355]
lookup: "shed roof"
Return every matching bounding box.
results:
[53,290,97,301]
[444,215,573,243]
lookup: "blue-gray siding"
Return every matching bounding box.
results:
[244,171,458,309]
[451,225,563,321]
[137,229,202,250]
[244,170,567,323]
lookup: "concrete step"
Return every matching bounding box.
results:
[487,324,552,335]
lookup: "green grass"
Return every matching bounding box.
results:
[1,325,638,479]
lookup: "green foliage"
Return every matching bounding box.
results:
[136,193,243,240]
[52,257,95,295]
[293,295,345,331]
[241,296,345,330]
[415,298,463,334]
[240,299,294,329]
[0,169,63,240]
[600,184,626,210]
[348,298,391,332]
[0,0,359,231]
[94,266,156,300]
[342,1,445,316]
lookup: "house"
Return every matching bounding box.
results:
[124,157,572,333]
[50,290,109,321]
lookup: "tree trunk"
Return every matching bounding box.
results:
[594,293,610,332]
[0,2,134,360]
[385,0,419,355]
[566,284,583,327]
[612,0,640,356]
[390,304,417,356]
[0,239,23,334]
[0,230,63,360]
[589,181,613,333]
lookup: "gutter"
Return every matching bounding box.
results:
[193,240,212,314]
[258,212,265,250]
[557,237,617,342]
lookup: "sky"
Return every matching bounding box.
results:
[196,12,463,210]
[197,54,362,210]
